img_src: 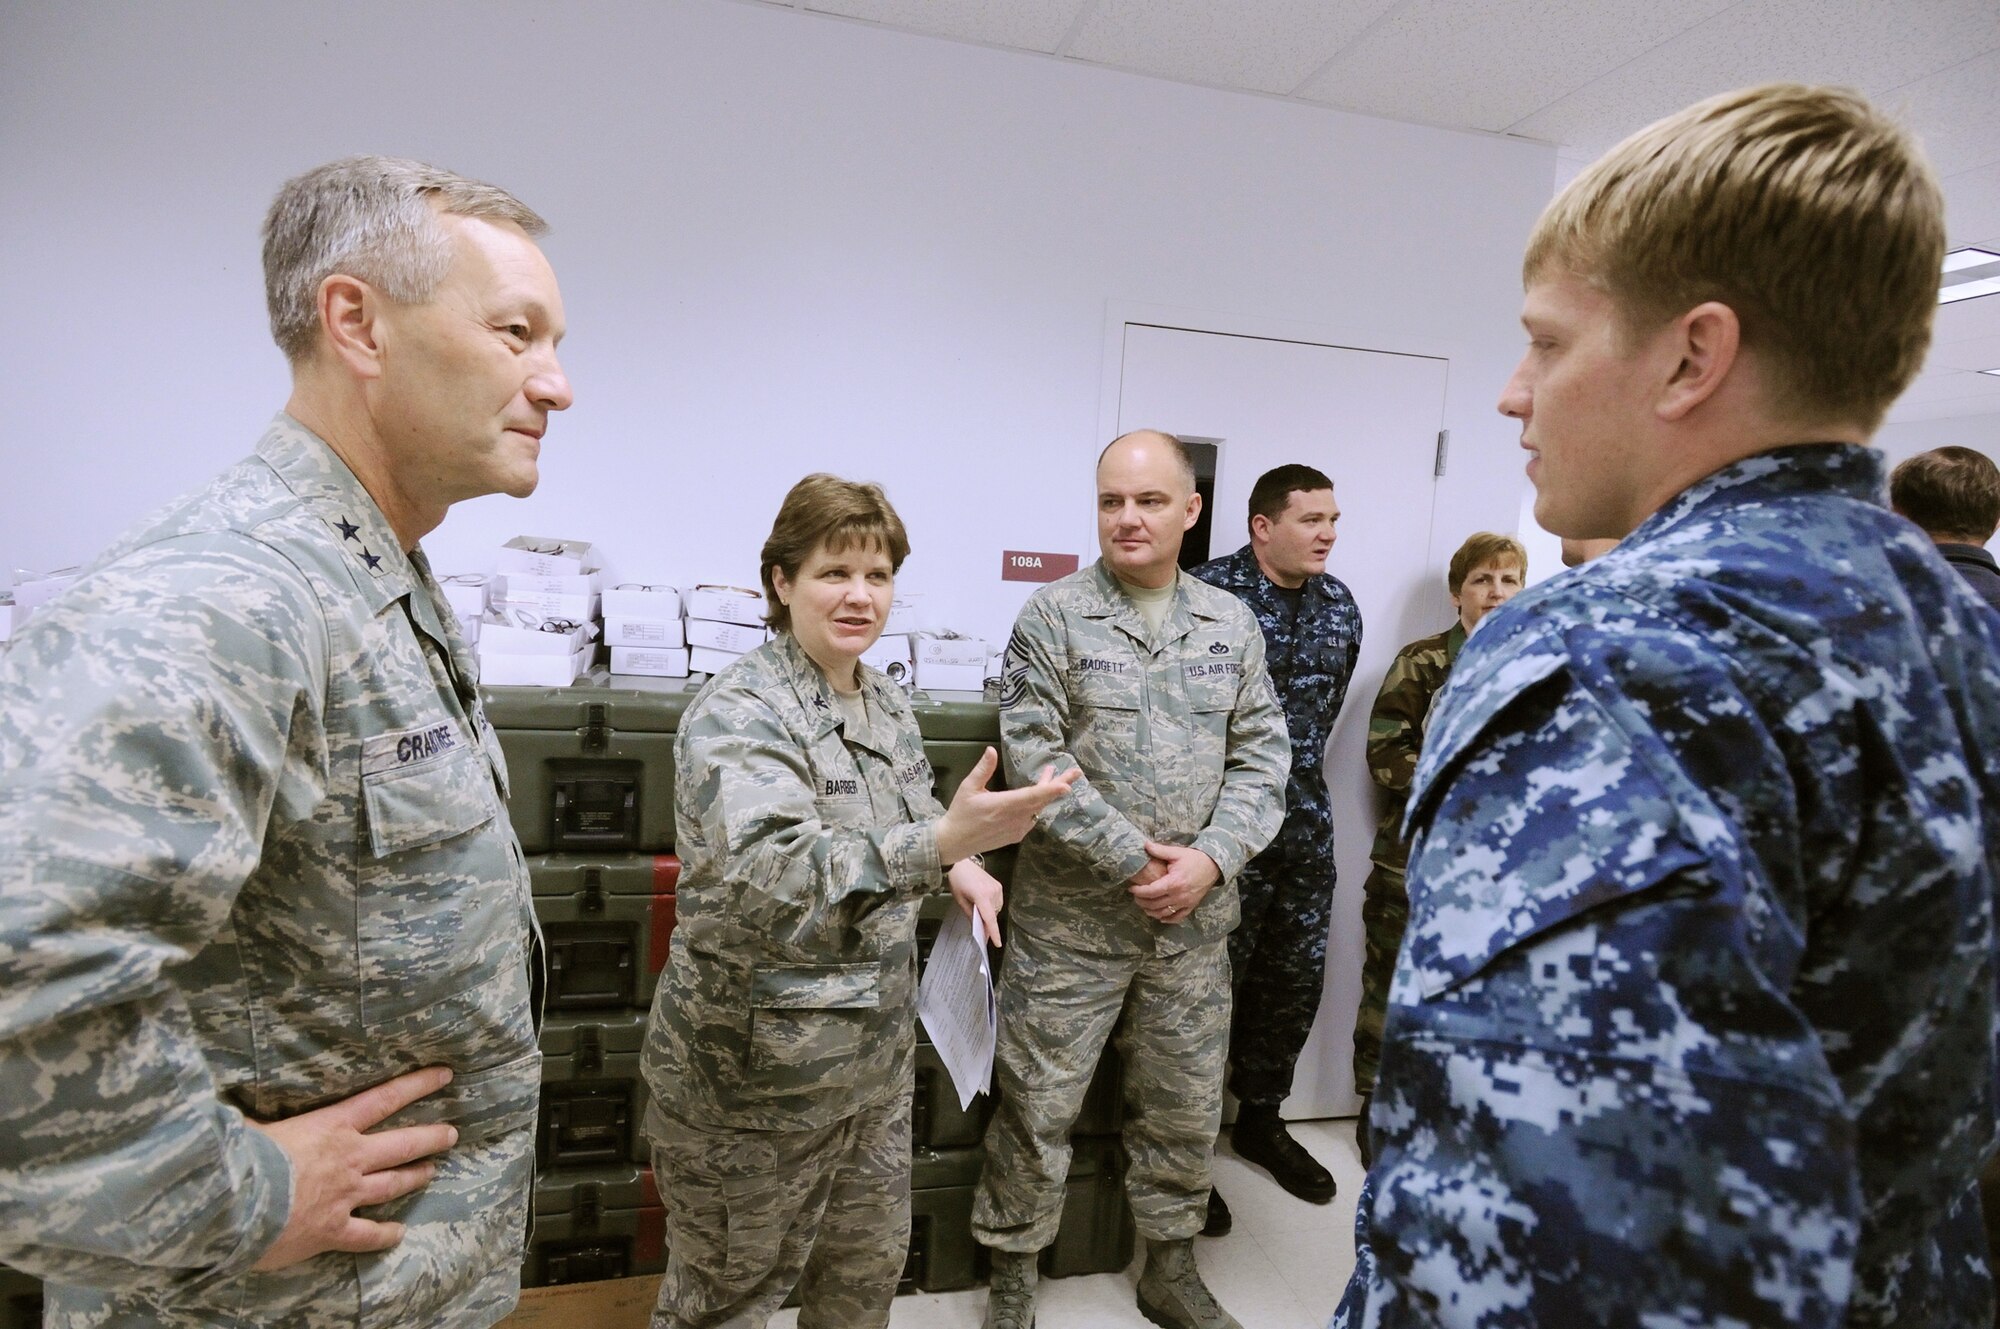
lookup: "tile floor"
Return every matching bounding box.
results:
[770,1119,1362,1329]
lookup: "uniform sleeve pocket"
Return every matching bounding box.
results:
[361,744,496,857]
[1401,683,1719,1001]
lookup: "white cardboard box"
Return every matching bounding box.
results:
[438,574,489,618]
[684,585,765,627]
[491,571,598,599]
[478,645,591,687]
[916,633,987,669]
[602,584,683,619]
[916,660,987,692]
[685,618,766,654]
[489,590,599,622]
[884,596,923,636]
[494,537,599,578]
[477,614,595,656]
[458,615,481,645]
[13,568,79,614]
[609,646,690,678]
[689,645,746,675]
[603,616,686,649]
[861,633,911,672]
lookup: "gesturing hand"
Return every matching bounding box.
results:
[1129,841,1222,924]
[248,1066,459,1271]
[935,747,1081,865]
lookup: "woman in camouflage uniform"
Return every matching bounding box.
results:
[640,474,1075,1329]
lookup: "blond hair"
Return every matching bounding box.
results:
[760,474,911,633]
[1448,533,1527,596]
[1524,84,1944,433]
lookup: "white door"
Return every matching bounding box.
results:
[1115,321,1451,1119]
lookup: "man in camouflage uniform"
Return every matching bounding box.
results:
[974,431,1288,1329]
[1350,532,1522,1167]
[0,157,571,1327]
[1338,86,2000,1328]
[1190,465,1359,1227]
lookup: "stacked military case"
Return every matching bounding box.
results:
[483,682,1131,1299]
[486,680,688,1290]
[0,1266,39,1329]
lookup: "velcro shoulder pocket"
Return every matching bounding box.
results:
[1402,670,1716,1000]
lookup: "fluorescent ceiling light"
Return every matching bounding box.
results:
[1983,368,2000,378]
[1941,247,2000,304]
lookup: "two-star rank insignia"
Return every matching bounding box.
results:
[335,516,360,541]
[361,549,382,572]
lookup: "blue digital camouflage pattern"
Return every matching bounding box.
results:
[1337,444,2000,1328]
[1192,545,1362,1106]
[0,416,541,1328]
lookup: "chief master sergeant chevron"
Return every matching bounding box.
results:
[973,430,1289,1329]
[1336,85,2000,1328]
[0,156,572,1327]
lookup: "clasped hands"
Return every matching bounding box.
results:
[1129,841,1220,924]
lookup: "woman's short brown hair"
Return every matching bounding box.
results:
[1448,532,1527,597]
[760,474,911,633]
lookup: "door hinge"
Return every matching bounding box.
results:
[1433,429,1450,478]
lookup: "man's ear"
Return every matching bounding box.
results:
[1656,301,1740,423]
[317,273,386,381]
[1183,489,1204,533]
[1249,513,1271,543]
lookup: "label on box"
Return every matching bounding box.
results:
[916,661,988,693]
[686,618,766,654]
[604,616,686,648]
[685,585,765,627]
[610,646,690,678]
[916,634,987,668]
[492,571,598,599]
[489,590,599,622]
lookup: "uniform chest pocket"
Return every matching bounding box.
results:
[362,739,497,855]
[745,963,882,1090]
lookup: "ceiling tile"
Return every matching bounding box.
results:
[1890,50,2000,178]
[1928,331,2000,372]
[802,0,1089,52]
[1893,367,2000,406]
[1296,0,1736,132]
[1064,0,1400,96]
[1510,0,2000,159]
[1887,393,2000,424]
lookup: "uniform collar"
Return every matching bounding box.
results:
[1085,558,1214,648]
[1939,542,1999,573]
[1445,620,1467,664]
[1215,544,1330,602]
[1630,442,1885,546]
[255,413,415,615]
[773,631,899,754]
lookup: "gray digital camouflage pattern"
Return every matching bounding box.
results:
[642,631,946,1325]
[1351,622,1462,1097]
[0,415,542,1328]
[1192,544,1362,1107]
[645,1095,908,1329]
[974,561,1287,1248]
[1337,444,2000,1328]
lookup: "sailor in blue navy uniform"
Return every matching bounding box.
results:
[1338,85,2000,1329]
[1191,464,1359,1230]
[1890,446,2000,615]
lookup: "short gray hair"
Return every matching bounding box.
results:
[262,155,548,362]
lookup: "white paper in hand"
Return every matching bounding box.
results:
[917,906,997,1110]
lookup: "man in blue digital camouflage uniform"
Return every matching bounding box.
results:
[1337,84,2000,1328]
[1192,465,1360,1231]
[0,157,571,1328]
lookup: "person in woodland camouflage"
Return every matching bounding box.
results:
[973,431,1289,1329]
[1337,85,2000,1328]
[1189,465,1360,1229]
[1349,532,1523,1166]
[641,475,1075,1329]
[0,157,572,1327]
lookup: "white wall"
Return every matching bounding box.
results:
[1,0,1554,648]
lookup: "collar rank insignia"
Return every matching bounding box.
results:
[336,516,361,541]
[361,548,382,572]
